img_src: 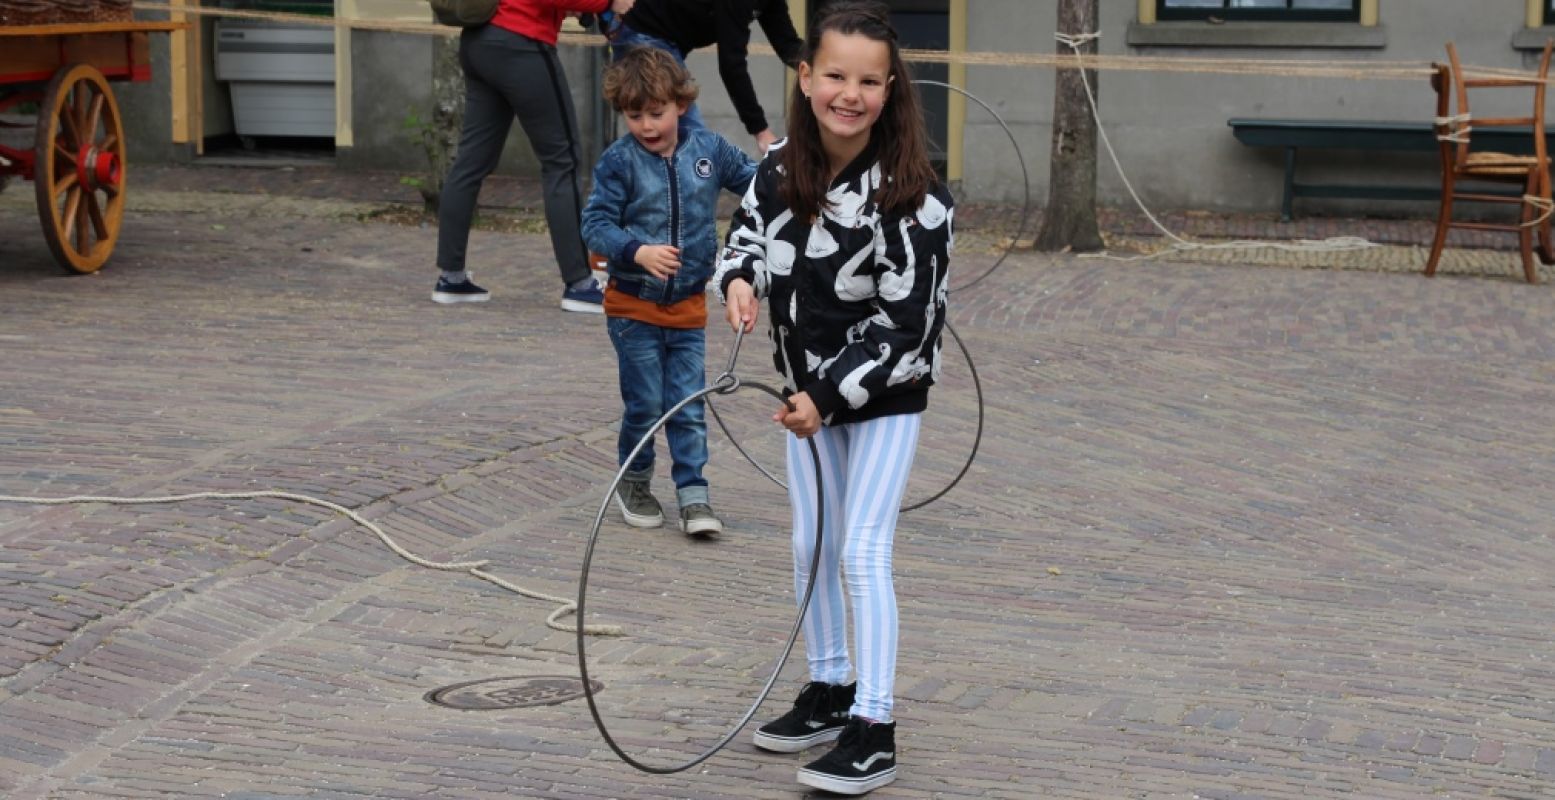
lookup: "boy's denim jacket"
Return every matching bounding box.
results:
[582,123,757,306]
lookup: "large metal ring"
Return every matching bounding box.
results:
[576,379,825,774]
[705,320,983,512]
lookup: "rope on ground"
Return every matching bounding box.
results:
[0,489,624,636]
[1054,31,1379,263]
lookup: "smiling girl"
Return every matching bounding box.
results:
[714,1,953,794]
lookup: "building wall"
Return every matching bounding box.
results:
[118,1,1555,216]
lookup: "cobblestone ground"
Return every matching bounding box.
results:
[2,170,1555,800]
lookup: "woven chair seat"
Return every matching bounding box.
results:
[1462,152,1544,177]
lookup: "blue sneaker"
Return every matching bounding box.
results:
[432,276,490,304]
[560,278,605,314]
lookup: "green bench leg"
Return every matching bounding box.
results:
[1282,146,1297,222]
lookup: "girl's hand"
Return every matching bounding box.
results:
[634,245,681,279]
[724,278,758,333]
[775,391,820,438]
[610,0,635,15]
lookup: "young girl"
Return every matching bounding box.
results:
[714,2,952,794]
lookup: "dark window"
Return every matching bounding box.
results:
[1547,0,1554,26]
[1157,0,1360,22]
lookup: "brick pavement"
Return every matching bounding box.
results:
[2,168,1555,799]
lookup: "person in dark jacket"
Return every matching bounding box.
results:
[431,0,635,311]
[603,0,803,153]
[716,2,951,794]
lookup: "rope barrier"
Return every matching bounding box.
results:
[1052,31,1380,262]
[127,2,1539,84]
[1436,112,1473,144]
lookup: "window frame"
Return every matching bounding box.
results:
[1155,0,1361,23]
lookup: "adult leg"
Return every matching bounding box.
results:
[839,413,920,723]
[787,425,851,685]
[435,28,516,274]
[662,326,709,507]
[468,29,592,285]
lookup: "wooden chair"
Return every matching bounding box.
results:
[1427,40,1555,283]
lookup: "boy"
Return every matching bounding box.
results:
[581,46,757,535]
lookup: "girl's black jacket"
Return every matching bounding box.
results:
[715,139,954,426]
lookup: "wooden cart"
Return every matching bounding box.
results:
[1,21,186,273]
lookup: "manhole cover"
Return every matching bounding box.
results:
[425,675,602,710]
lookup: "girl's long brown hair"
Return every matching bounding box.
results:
[780,1,937,223]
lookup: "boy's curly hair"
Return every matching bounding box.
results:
[602,46,700,112]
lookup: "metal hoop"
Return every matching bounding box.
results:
[911,79,1031,294]
[706,320,983,512]
[575,378,824,774]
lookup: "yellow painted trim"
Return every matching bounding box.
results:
[1138,0,1156,25]
[947,0,966,182]
[335,0,354,147]
[1530,0,1544,28]
[1360,0,1378,27]
[169,0,189,143]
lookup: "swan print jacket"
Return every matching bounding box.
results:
[715,139,954,426]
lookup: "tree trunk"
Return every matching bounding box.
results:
[1034,0,1104,253]
[419,34,464,213]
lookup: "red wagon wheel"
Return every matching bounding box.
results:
[34,63,127,274]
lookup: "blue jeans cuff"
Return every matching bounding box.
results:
[676,484,709,507]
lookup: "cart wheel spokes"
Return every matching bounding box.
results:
[35,64,126,274]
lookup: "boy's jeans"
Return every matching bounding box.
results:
[606,317,710,507]
[606,25,706,130]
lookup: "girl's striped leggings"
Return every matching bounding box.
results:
[786,412,921,723]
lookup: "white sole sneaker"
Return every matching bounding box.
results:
[614,493,663,528]
[679,515,723,536]
[796,764,896,795]
[432,291,490,304]
[752,725,842,753]
[559,298,604,313]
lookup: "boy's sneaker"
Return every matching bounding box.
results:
[753,681,855,753]
[560,279,605,313]
[679,503,723,536]
[432,276,490,304]
[796,717,897,795]
[615,479,663,528]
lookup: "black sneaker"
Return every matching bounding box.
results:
[796,717,897,795]
[753,681,855,753]
[432,276,490,304]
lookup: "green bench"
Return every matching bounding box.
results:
[1227,118,1548,221]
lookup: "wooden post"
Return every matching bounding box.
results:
[168,0,189,144]
[947,0,966,184]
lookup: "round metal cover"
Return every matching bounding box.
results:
[425,675,603,710]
